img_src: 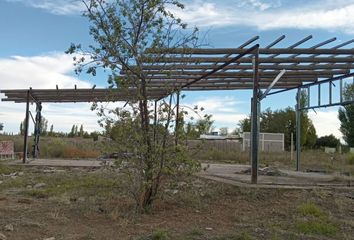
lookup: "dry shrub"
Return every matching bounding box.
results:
[63,146,100,159]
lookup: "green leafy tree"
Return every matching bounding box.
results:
[20,117,48,136]
[68,0,200,210]
[68,125,76,138]
[195,114,214,135]
[239,118,251,132]
[230,127,240,135]
[48,124,54,137]
[219,127,228,136]
[20,122,24,135]
[74,125,78,136]
[40,117,48,136]
[315,134,340,148]
[79,124,84,137]
[184,122,199,139]
[239,107,317,149]
[338,83,354,146]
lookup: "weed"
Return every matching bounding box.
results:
[0,176,28,190]
[32,173,120,198]
[211,232,253,240]
[296,221,337,236]
[347,154,354,165]
[188,229,204,237]
[297,202,326,218]
[25,189,49,199]
[140,229,169,240]
[296,202,338,236]
[0,163,22,175]
[152,229,169,240]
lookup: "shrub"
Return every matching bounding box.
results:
[297,202,325,218]
[63,146,99,159]
[296,221,337,236]
[347,153,354,165]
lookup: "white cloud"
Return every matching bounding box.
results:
[0,53,102,134]
[173,0,354,33]
[5,0,85,15]
[182,95,247,131]
[237,0,281,11]
[7,0,354,33]
[0,53,91,89]
[308,109,342,140]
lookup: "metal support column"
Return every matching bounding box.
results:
[153,100,158,143]
[251,48,260,184]
[32,102,42,158]
[175,91,180,146]
[23,90,30,163]
[296,88,301,171]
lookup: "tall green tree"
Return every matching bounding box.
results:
[48,124,54,136]
[68,0,200,210]
[19,117,48,136]
[315,134,340,148]
[338,83,354,146]
[19,122,24,135]
[195,114,214,135]
[239,107,317,149]
[79,124,84,137]
[219,127,228,136]
[69,125,76,138]
[40,117,48,136]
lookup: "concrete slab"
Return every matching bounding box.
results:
[4,159,353,189]
[199,163,353,189]
[7,158,111,168]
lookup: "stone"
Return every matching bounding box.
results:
[17,198,32,204]
[43,238,55,240]
[177,181,187,188]
[0,181,3,185]
[34,183,47,189]
[4,224,13,232]
[18,172,24,176]
[0,232,6,240]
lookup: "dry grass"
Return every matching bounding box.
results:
[196,148,354,175]
[0,135,114,159]
[1,165,353,239]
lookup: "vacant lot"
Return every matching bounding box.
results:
[0,163,353,240]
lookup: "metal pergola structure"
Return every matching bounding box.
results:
[2,35,354,184]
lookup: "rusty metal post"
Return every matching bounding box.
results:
[251,47,260,184]
[296,88,301,171]
[23,90,30,163]
[153,100,158,143]
[175,91,180,146]
[32,102,42,158]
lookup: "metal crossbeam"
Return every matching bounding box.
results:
[259,69,287,100]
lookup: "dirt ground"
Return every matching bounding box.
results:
[0,164,354,240]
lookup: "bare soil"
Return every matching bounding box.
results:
[0,165,353,240]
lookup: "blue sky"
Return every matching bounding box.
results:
[0,0,354,139]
